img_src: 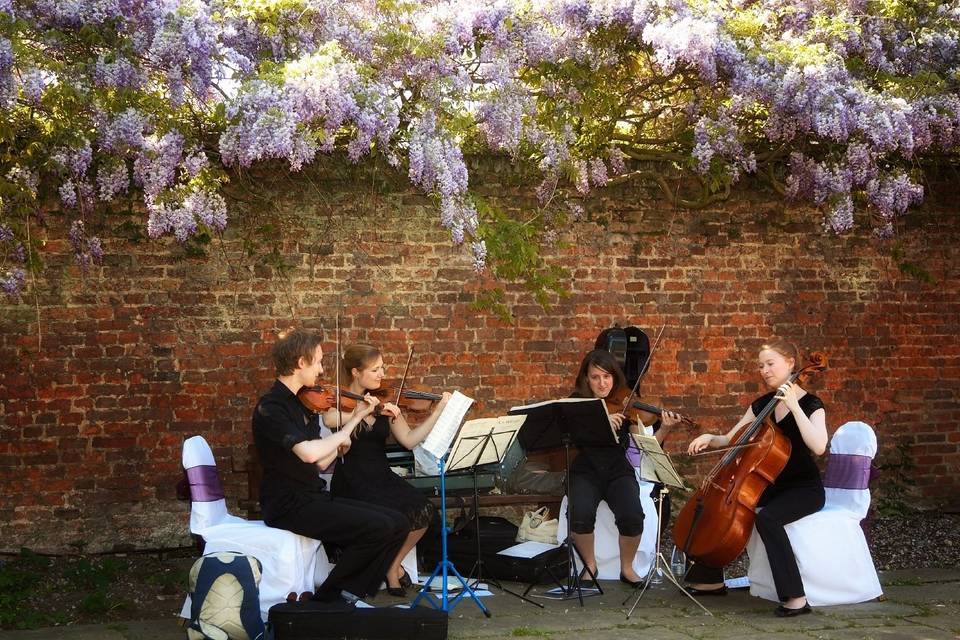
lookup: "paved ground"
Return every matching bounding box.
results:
[1,568,957,639]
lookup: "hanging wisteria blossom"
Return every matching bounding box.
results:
[0,0,956,300]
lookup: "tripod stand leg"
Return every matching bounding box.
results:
[557,534,603,604]
[624,485,712,618]
[445,561,492,617]
[624,552,712,618]
[558,442,603,604]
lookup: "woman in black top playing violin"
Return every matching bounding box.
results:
[324,343,451,597]
[685,339,827,616]
[568,350,682,587]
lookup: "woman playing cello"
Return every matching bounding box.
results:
[683,339,827,616]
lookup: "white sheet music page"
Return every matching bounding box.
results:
[421,390,474,459]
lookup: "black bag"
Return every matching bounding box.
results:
[267,600,447,640]
[420,515,568,584]
[420,515,517,565]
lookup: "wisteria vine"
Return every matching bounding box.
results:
[0,0,957,301]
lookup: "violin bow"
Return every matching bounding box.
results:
[621,324,665,416]
[335,312,344,462]
[687,441,763,457]
[393,346,415,420]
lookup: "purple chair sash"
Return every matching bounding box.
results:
[186,465,225,502]
[625,441,642,468]
[823,453,872,490]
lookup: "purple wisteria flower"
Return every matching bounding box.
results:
[0,0,955,296]
[146,186,227,242]
[1,267,26,299]
[97,162,130,201]
[134,132,184,198]
[68,219,104,270]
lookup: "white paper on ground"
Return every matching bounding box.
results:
[725,575,750,589]
[496,540,560,558]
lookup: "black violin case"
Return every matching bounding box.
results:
[267,600,448,640]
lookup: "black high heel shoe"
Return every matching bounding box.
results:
[398,568,413,589]
[775,603,812,617]
[619,573,644,588]
[385,584,407,597]
[686,585,728,596]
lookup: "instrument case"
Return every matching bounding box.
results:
[267,600,448,640]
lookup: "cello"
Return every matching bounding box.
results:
[671,352,827,568]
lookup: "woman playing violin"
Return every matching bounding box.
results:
[324,343,451,597]
[568,350,682,587]
[684,339,827,616]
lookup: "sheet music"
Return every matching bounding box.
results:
[630,433,686,488]
[420,390,474,459]
[447,415,525,471]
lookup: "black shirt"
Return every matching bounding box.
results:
[252,380,328,510]
[750,391,825,490]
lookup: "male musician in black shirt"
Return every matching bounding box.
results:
[252,328,409,602]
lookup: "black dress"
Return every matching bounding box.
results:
[332,414,434,529]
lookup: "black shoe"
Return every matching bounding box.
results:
[619,573,644,588]
[385,585,407,597]
[578,568,599,589]
[398,569,413,589]
[775,603,812,617]
[686,585,728,596]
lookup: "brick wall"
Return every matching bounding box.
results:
[1,162,957,553]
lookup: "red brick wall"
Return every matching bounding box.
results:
[1,166,957,553]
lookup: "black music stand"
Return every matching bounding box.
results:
[508,397,617,605]
[447,416,543,608]
[621,434,711,617]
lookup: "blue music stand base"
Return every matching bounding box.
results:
[411,458,491,617]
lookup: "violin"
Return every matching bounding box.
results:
[297,385,377,418]
[297,385,336,413]
[297,383,443,417]
[605,388,697,428]
[368,383,444,413]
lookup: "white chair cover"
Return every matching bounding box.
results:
[556,470,658,580]
[747,421,883,606]
[179,436,326,621]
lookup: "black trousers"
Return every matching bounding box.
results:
[568,471,644,537]
[266,492,409,599]
[685,484,824,601]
